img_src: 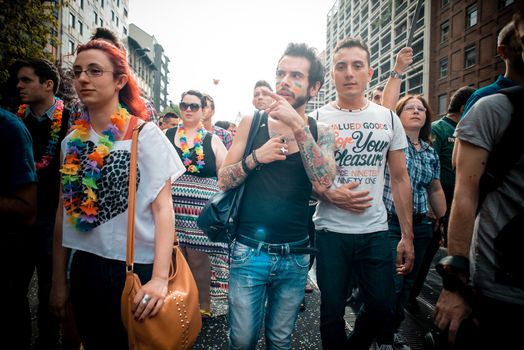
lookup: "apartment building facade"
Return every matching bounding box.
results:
[429,0,518,116]
[59,0,129,67]
[324,0,430,104]
[128,23,170,112]
[323,0,519,117]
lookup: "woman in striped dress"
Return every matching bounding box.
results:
[166,90,228,318]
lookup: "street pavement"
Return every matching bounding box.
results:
[29,248,446,349]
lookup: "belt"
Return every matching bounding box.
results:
[236,235,318,255]
[388,213,428,225]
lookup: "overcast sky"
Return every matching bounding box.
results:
[129,0,334,123]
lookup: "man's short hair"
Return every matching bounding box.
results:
[13,58,60,94]
[448,86,476,114]
[279,43,325,90]
[214,120,230,130]
[163,112,178,119]
[254,80,273,91]
[91,27,124,50]
[203,93,215,111]
[334,37,371,66]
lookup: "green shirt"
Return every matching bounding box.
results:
[431,116,457,191]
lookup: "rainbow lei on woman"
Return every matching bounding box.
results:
[17,97,64,170]
[60,106,130,232]
[178,121,205,173]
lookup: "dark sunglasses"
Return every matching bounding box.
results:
[179,102,201,111]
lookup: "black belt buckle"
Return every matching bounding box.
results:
[266,243,287,255]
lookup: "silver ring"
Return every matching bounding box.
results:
[280,146,288,155]
[142,294,151,305]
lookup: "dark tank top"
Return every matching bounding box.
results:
[237,114,317,243]
[166,127,217,177]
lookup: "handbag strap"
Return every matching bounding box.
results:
[244,110,263,157]
[126,122,146,271]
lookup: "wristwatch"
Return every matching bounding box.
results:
[390,70,404,79]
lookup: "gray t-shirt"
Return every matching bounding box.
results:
[455,93,524,305]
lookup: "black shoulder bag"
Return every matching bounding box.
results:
[197,111,263,243]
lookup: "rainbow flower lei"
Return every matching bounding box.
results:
[17,97,64,170]
[178,121,205,173]
[60,106,130,232]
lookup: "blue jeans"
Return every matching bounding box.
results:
[316,229,395,349]
[228,239,310,350]
[388,219,432,330]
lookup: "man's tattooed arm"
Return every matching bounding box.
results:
[217,153,257,191]
[295,123,336,193]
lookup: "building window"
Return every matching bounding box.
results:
[466,4,478,28]
[116,16,119,27]
[101,0,104,8]
[499,0,514,8]
[464,45,476,68]
[123,27,127,35]
[78,20,83,35]
[124,8,128,17]
[117,0,120,7]
[440,20,449,43]
[438,94,448,116]
[80,0,84,9]
[439,57,448,78]
[94,11,98,25]
[112,10,115,21]
[100,18,104,27]
[69,40,75,54]
[441,0,449,7]
[69,13,76,28]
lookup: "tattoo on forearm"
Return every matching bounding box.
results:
[295,125,336,188]
[218,158,251,191]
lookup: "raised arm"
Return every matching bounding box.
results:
[295,122,336,193]
[263,89,336,193]
[217,114,287,191]
[382,47,413,110]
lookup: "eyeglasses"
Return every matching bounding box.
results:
[403,105,427,113]
[70,67,113,79]
[179,102,201,111]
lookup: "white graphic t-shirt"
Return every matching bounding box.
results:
[313,102,407,234]
[61,122,185,263]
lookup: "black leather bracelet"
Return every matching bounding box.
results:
[252,150,260,166]
[241,157,250,174]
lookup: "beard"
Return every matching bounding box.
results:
[278,87,310,109]
[292,94,309,109]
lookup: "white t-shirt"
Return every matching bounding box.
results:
[61,122,185,263]
[313,102,407,234]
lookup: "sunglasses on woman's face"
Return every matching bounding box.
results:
[179,102,201,111]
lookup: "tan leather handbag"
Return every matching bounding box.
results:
[121,123,202,349]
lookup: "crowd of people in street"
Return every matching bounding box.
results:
[3,5,524,350]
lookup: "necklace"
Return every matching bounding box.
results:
[17,97,64,170]
[178,121,205,173]
[334,100,369,113]
[409,138,420,146]
[60,106,130,232]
